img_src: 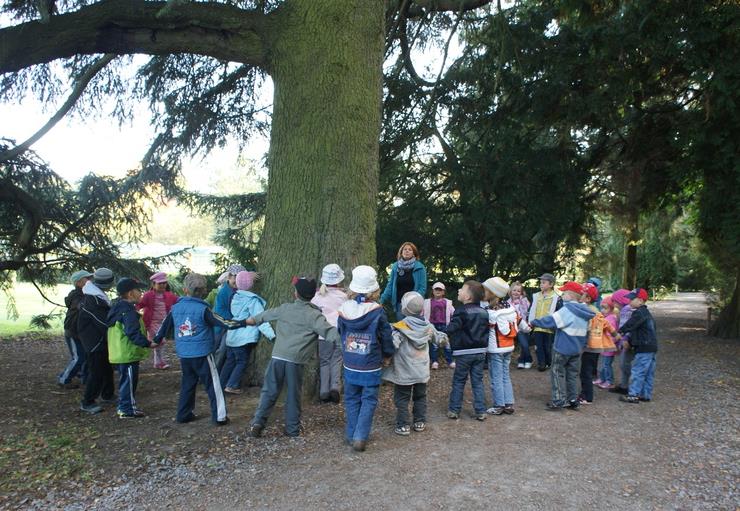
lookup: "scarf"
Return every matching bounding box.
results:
[396,257,416,276]
[82,280,111,305]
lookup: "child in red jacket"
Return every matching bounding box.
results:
[136,272,178,369]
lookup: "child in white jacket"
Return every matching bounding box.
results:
[483,277,518,415]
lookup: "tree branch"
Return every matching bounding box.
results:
[0,0,268,74]
[407,0,492,18]
[0,54,115,164]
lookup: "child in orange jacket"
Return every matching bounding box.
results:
[579,283,616,404]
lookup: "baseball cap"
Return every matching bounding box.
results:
[559,281,584,294]
[626,288,649,301]
[70,270,93,285]
[432,282,446,290]
[116,278,146,295]
[538,273,556,283]
[582,283,599,301]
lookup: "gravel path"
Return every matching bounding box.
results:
[6,293,739,510]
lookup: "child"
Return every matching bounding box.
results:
[337,266,395,452]
[423,282,455,370]
[383,292,448,436]
[77,267,116,414]
[59,270,92,389]
[220,271,275,394]
[578,283,615,405]
[311,264,348,403]
[247,277,340,438]
[618,288,658,404]
[531,281,595,411]
[446,280,489,421]
[137,271,178,370]
[154,273,246,425]
[213,264,247,370]
[596,297,619,389]
[483,277,518,415]
[509,281,532,369]
[107,278,154,419]
[527,273,561,371]
[608,289,634,395]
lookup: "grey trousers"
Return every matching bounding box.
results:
[619,349,634,390]
[318,339,342,398]
[251,358,303,436]
[550,351,581,406]
[393,383,427,427]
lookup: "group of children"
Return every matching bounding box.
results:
[60,260,658,452]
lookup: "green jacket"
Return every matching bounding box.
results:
[252,299,340,364]
[107,299,150,364]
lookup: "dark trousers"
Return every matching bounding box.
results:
[448,353,487,414]
[579,352,600,402]
[59,336,87,384]
[251,359,304,436]
[393,383,427,427]
[82,348,114,406]
[533,331,554,367]
[117,362,140,414]
[177,354,227,423]
[220,344,254,390]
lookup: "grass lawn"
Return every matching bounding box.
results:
[0,283,68,337]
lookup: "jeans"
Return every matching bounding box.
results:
[318,339,342,398]
[599,355,615,384]
[117,362,140,414]
[533,331,554,367]
[430,323,452,364]
[448,353,487,414]
[628,352,657,399]
[516,331,532,364]
[220,344,253,389]
[579,352,599,402]
[393,383,427,427]
[619,349,634,389]
[344,382,379,442]
[550,351,580,406]
[488,352,514,407]
[82,348,115,406]
[251,359,303,436]
[59,336,87,384]
[178,354,227,423]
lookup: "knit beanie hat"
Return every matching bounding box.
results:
[320,264,345,285]
[236,271,258,291]
[349,266,380,294]
[70,270,93,286]
[183,273,207,294]
[611,289,631,306]
[400,291,424,317]
[293,277,317,300]
[483,277,510,299]
[93,268,114,290]
[150,271,168,284]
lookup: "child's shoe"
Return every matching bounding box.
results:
[577,397,592,405]
[215,417,230,426]
[248,423,264,437]
[567,400,580,410]
[448,361,456,369]
[80,402,102,414]
[620,395,640,404]
[592,379,602,385]
[517,362,525,369]
[394,425,411,436]
[474,413,487,421]
[639,396,652,402]
[412,421,426,432]
[431,362,439,370]
[486,406,504,415]
[524,362,532,369]
[117,409,145,419]
[224,387,242,395]
[446,410,460,420]
[545,401,563,411]
[352,440,367,452]
[503,404,515,414]
[329,389,341,403]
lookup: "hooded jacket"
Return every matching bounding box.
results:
[63,287,84,338]
[585,309,617,353]
[106,299,150,364]
[447,303,490,356]
[618,305,658,353]
[382,315,447,385]
[337,300,394,386]
[226,290,275,347]
[486,303,518,354]
[531,301,596,356]
[77,281,111,353]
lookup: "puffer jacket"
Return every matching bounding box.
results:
[226,290,275,346]
[486,303,518,354]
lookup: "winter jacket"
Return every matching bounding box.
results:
[618,305,658,353]
[380,261,427,306]
[106,299,150,364]
[226,290,275,347]
[63,287,84,338]
[382,316,447,386]
[531,301,596,356]
[423,298,454,325]
[338,300,395,386]
[155,296,245,358]
[447,303,490,356]
[252,299,340,364]
[213,283,236,339]
[136,289,178,331]
[528,290,562,333]
[77,281,112,353]
[585,308,617,353]
[311,287,349,337]
[602,313,619,356]
[486,303,518,354]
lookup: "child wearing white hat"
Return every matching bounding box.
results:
[311,264,348,403]
[482,277,518,415]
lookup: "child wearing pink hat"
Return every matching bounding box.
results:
[137,271,178,369]
[608,289,634,394]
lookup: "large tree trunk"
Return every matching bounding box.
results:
[709,267,740,339]
[622,210,639,290]
[247,0,384,398]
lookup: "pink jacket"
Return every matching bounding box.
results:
[311,287,348,328]
[423,298,454,325]
[136,290,179,330]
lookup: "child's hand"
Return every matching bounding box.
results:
[382,357,392,367]
[244,318,256,326]
[622,341,630,350]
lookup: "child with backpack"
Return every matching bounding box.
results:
[338,266,395,452]
[578,283,616,405]
[596,297,619,389]
[482,277,518,415]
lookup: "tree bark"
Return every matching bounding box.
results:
[247,0,384,399]
[622,204,639,290]
[709,267,740,339]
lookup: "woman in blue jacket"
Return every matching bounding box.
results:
[380,242,427,320]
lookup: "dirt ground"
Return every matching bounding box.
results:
[0,292,737,510]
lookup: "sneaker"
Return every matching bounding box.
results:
[446,410,460,420]
[524,362,532,369]
[577,397,592,405]
[352,440,367,452]
[503,404,515,415]
[639,397,652,402]
[603,383,616,389]
[215,417,230,426]
[537,365,548,372]
[100,396,117,405]
[117,409,145,419]
[517,362,525,369]
[545,401,563,411]
[248,423,264,438]
[475,413,487,421]
[486,406,504,415]
[154,362,171,370]
[592,379,602,385]
[412,421,426,432]
[329,389,341,403]
[319,393,331,403]
[80,402,102,414]
[567,400,580,410]
[224,387,242,395]
[431,362,439,370]
[394,425,411,436]
[448,362,456,369]
[619,395,640,404]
